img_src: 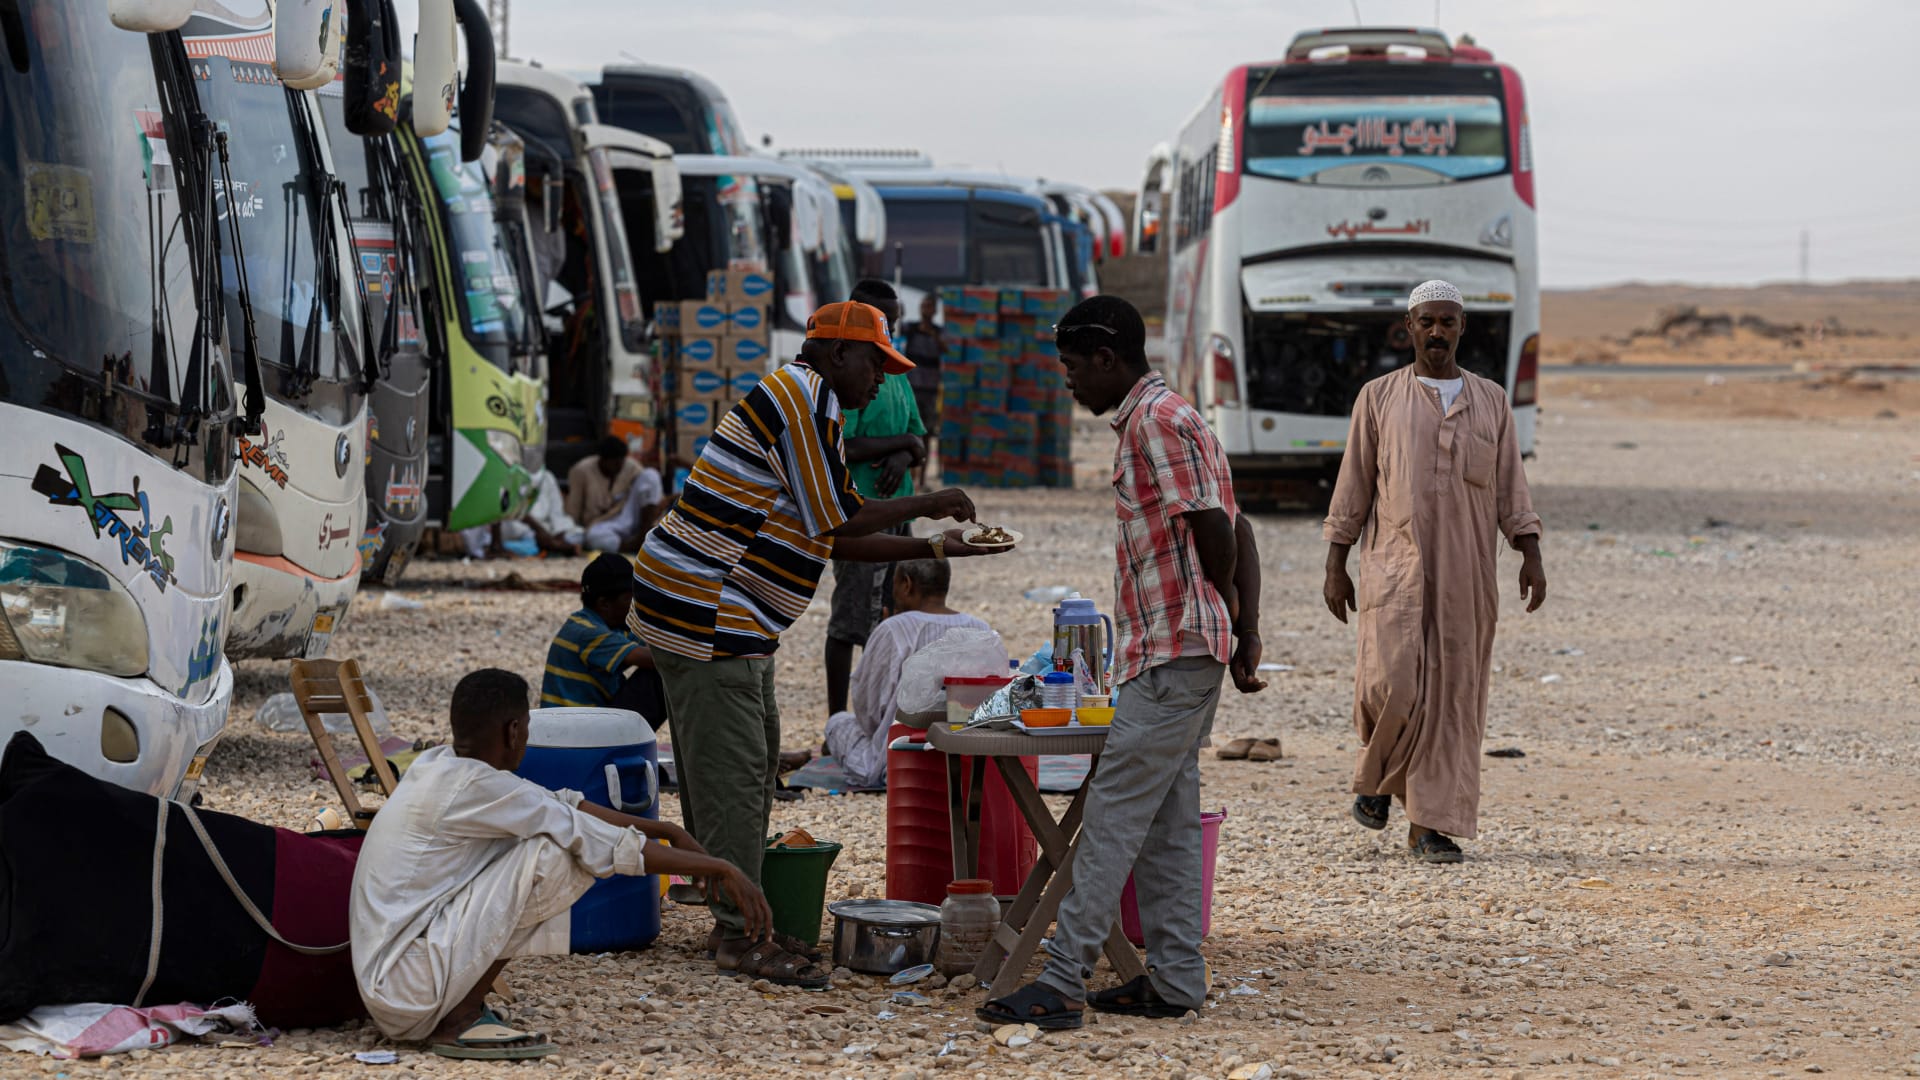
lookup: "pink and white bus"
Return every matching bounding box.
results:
[1139,27,1538,495]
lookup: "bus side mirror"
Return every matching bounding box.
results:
[109,0,196,33]
[274,0,343,91]
[413,0,456,138]
[449,0,494,162]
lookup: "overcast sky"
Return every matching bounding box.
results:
[425,0,1919,288]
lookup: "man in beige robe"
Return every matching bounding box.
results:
[1322,280,1546,864]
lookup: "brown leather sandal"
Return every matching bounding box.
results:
[724,939,831,989]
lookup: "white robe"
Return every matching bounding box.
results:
[349,746,648,1040]
[825,611,991,787]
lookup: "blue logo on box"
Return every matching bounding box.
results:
[682,338,718,364]
[675,402,713,427]
[693,305,729,331]
[737,272,773,299]
[730,305,764,331]
[688,369,727,395]
[727,370,764,396]
[730,338,769,365]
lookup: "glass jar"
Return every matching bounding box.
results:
[936,878,1000,977]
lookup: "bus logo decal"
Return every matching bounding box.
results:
[235,429,291,488]
[30,445,177,592]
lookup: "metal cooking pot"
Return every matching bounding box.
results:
[827,899,942,975]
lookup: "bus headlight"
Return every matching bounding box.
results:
[0,540,149,677]
[485,428,522,464]
[234,476,284,556]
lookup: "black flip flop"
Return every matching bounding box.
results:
[1352,795,1390,831]
[1410,831,1464,864]
[1088,975,1191,1019]
[976,982,1085,1030]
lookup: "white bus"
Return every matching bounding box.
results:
[1142,27,1539,495]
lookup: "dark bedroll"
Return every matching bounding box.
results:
[0,733,367,1028]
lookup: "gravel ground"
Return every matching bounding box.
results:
[74,375,1920,1079]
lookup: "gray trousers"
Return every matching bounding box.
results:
[1039,655,1223,1008]
[653,650,779,940]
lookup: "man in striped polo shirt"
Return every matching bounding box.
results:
[539,554,665,727]
[629,300,1008,986]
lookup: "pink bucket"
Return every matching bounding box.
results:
[1118,809,1226,947]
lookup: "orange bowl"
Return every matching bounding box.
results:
[1021,708,1072,728]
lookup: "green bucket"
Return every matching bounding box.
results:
[760,840,842,947]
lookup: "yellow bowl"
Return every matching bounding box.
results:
[1077,707,1114,726]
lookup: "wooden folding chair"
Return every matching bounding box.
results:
[289,658,398,828]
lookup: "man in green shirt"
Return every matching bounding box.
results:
[825,279,927,718]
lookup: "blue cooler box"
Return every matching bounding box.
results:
[515,707,661,952]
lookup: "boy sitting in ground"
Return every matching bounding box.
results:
[824,559,991,787]
[350,669,771,1060]
[540,553,667,728]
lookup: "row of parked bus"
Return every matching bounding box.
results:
[0,0,1125,797]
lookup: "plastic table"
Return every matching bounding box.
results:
[925,723,1146,988]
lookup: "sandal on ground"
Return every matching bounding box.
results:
[976,982,1085,1030]
[1247,737,1283,762]
[709,925,822,964]
[1410,830,1464,864]
[722,938,831,989]
[430,1009,557,1061]
[1214,738,1257,761]
[1088,975,1192,1019]
[1352,795,1390,831]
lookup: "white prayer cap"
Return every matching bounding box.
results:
[1407,280,1464,310]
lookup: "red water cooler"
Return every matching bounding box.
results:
[884,723,1037,903]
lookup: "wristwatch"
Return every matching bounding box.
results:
[928,533,947,560]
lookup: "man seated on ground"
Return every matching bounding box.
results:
[351,669,771,1061]
[824,559,990,787]
[566,437,665,553]
[541,554,667,729]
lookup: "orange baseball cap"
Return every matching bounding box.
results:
[806,301,914,374]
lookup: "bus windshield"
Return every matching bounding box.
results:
[885,200,967,290]
[191,53,362,402]
[0,3,217,437]
[422,130,531,360]
[1243,64,1508,185]
[972,200,1048,286]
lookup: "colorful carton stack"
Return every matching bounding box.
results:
[937,286,1075,489]
[655,267,774,465]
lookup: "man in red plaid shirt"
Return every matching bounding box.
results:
[982,296,1268,1030]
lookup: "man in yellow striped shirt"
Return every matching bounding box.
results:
[630,301,1008,986]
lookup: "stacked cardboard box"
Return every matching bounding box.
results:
[656,267,774,464]
[937,286,1074,489]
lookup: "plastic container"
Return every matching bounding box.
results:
[945,675,1010,729]
[1077,706,1115,726]
[514,708,660,952]
[885,723,1037,904]
[1020,708,1071,727]
[1040,672,1077,711]
[936,879,1001,977]
[1118,810,1226,946]
[761,838,843,947]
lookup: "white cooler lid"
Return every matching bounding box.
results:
[528,707,656,749]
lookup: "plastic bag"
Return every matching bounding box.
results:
[253,688,394,737]
[895,627,1009,716]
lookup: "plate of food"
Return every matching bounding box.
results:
[961,524,1023,550]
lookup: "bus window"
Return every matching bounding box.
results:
[885,201,967,290]
[971,203,1046,287]
[495,85,576,163]
[1242,65,1508,186]
[592,82,703,155]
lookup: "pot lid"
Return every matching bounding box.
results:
[827,899,942,926]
